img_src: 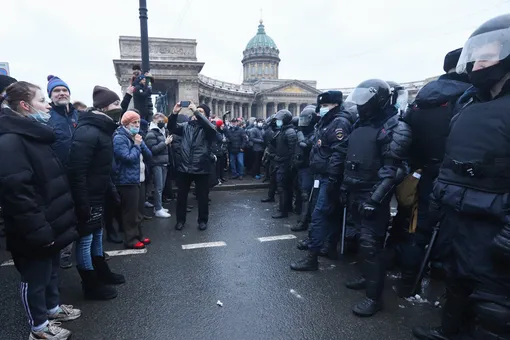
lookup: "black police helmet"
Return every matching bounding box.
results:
[275,110,293,125]
[347,79,391,120]
[315,90,343,113]
[291,116,299,127]
[298,105,317,127]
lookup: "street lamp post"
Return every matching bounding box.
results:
[139,0,150,72]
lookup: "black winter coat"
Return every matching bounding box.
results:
[272,125,297,164]
[67,111,118,235]
[145,125,169,166]
[0,108,78,257]
[133,83,152,120]
[168,111,217,174]
[226,126,247,154]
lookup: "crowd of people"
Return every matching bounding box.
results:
[1,13,510,340]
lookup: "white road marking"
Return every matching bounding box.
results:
[290,289,303,299]
[1,249,147,267]
[105,249,147,257]
[182,241,227,250]
[257,234,297,242]
[1,259,14,267]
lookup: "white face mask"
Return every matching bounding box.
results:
[257,122,263,128]
[28,104,51,123]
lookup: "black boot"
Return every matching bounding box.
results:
[261,197,275,203]
[292,198,309,232]
[412,289,469,340]
[272,190,288,219]
[352,243,384,317]
[297,238,310,250]
[345,276,366,290]
[290,251,319,271]
[77,268,117,300]
[472,302,510,340]
[92,256,125,285]
[397,269,418,298]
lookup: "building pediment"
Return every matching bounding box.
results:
[262,80,321,96]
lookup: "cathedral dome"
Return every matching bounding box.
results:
[245,20,279,51]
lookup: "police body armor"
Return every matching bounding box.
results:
[293,130,313,169]
[344,124,382,191]
[438,98,510,194]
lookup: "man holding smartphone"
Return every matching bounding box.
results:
[168,101,217,231]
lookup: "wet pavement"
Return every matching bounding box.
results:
[0,190,441,340]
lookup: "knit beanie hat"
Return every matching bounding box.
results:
[121,111,140,126]
[215,119,224,128]
[197,104,211,118]
[0,75,17,93]
[47,75,70,96]
[93,86,120,109]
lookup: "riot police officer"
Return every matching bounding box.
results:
[413,14,510,340]
[271,110,297,219]
[291,105,318,232]
[342,79,411,317]
[261,114,277,202]
[290,90,353,271]
[394,49,472,298]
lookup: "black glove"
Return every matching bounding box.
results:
[428,197,442,227]
[492,224,510,264]
[339,189,348,207]
[326,178,339,200]
[359,200,378,220]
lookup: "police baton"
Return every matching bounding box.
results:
[412,222,440,295]
[340,204,347,255]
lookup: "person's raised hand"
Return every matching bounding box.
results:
[134,134,143,145]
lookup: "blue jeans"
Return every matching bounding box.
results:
[230,152,244,177]
[307,176,337,251]
[152,165,168,211]
[75,228,104,271]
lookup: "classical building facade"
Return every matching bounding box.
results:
[113,21,433,118]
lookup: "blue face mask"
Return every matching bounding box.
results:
[276,120,283,128]
[129,127,140,135]
[319,107,330,117]
[28,105,51,123]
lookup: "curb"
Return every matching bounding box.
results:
[212,183,269,191]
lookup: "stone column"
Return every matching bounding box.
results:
[262,101,267,118]
[178,79,199,107]
[222,101,226,114]
[248,103,252,118]
[275,102,279,112]
[285,103,289,111]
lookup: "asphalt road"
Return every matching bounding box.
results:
[0,189,441,340]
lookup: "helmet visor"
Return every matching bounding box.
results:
[396,89,409,110]
[298,115,312,127]
[345,87,378,106]
[456,28,510,73]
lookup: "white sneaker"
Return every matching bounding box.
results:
[154,208,170,213]
[155,209,171,218]
[29,321,71,340]
[163,208,169,213]
[48,304,81,322]
[144,201,154,208]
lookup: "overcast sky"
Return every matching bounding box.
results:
[2,0,509,105]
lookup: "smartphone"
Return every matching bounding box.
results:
[180,101,190,107]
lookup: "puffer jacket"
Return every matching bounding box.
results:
[0,108,78,258]
[145,122,169,166]
[248,126,265,152]
[113,126,152,185]
[168,111,217,174]
[46,103,79,166]
[67,111,118,235]
[226,126,247,154]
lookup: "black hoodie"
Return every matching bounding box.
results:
[0,108,78,257]
[67,110,118,233]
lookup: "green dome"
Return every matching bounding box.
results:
[245,20,278,50]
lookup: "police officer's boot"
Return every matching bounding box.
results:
[412,288,469,340]
[290,251,318,271]
[397,269,418,298]
[272,189,288,219]
[261,196,275,203]
[352,242,384,317]
[297,238,310,250]
[292,196,310,232]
